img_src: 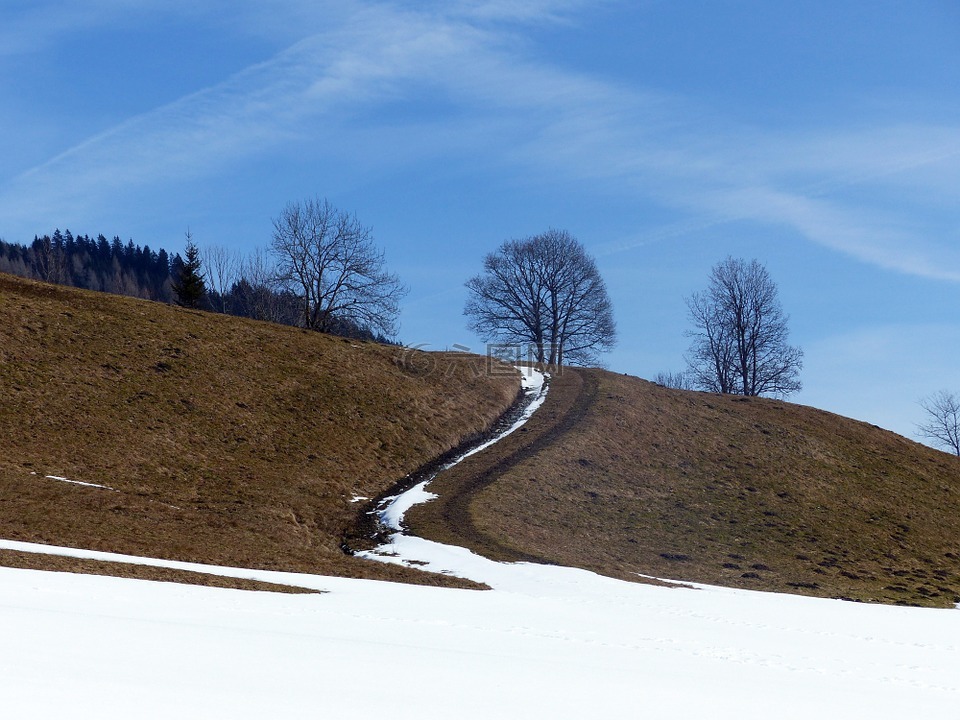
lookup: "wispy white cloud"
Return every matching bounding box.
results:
[0,6,436,211]
[0,0,592,226]
[447,0,606,24]
[682,123,960,279]
[698,185,960,282]
[514,105,960,279]
[1,0,959,282]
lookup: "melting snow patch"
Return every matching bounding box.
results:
[379,481,437,531]
[369,366,549,539]
[0,538,330,591]
[44,475,114,491]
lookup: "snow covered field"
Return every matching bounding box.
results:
[2,539,959,719]
[2,368,959,718]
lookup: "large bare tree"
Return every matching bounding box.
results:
[917,390,960,456]
[464,229,616,367]
[685,257,802,397]
[271,197,406,336]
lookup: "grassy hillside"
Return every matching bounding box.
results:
[412,369,960,607]
[7,272,960,607]
[0,273,519,587]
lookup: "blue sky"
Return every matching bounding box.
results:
[2,0,959,440]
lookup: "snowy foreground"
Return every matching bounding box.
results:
[2,370,960,718]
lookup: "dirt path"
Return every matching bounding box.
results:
[402,367,599,563]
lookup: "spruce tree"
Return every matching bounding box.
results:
[172,232,207,309]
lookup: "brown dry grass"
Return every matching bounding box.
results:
[407,367,596,561]
[417,368,960,607]
[11,272,959,607]
[0,273,517,588]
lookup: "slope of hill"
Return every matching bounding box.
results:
[0,273,519,587]
[7,271,960,607]
[408,368,960,607]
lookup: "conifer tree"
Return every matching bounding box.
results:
[171,231,207,309]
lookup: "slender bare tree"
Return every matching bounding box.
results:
[685,289,738,394]
[34,230,68,285]
[917,390,960,456]
[685,257,802,397]
[232,248,291,324]
[654,371,694,390]
[464,229,616,367]
[271,197,406,336]
[202,243,241,313]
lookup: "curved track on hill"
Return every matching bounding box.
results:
[403,367,599,563]
[360,363,960,607]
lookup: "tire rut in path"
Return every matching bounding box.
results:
[406,368,600,564]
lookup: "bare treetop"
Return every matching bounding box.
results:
[917,390,960,456]
[202,243,240,314]
[271,197,406,337]
[464,229,616,367]
[685,257,802,397]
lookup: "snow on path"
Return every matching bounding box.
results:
[2,365,960,717]
[375,365,547,531]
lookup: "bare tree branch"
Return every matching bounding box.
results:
[270,197,406,337]
[685,257,802,397]
[654,371,694,390]
[917,390,960,456]
[233,248,297,324]
[202,243,241,313]
[464,229,616,367]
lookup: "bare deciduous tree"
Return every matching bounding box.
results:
[464,229,616,367]
[917,390,960,456]
[685,257,802,397]
[202,243,241,313]
[654,371,693,390]
[233,248,291,324]
[271,197,406,336]
[34,230,67,285]
[465,239,545,356]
